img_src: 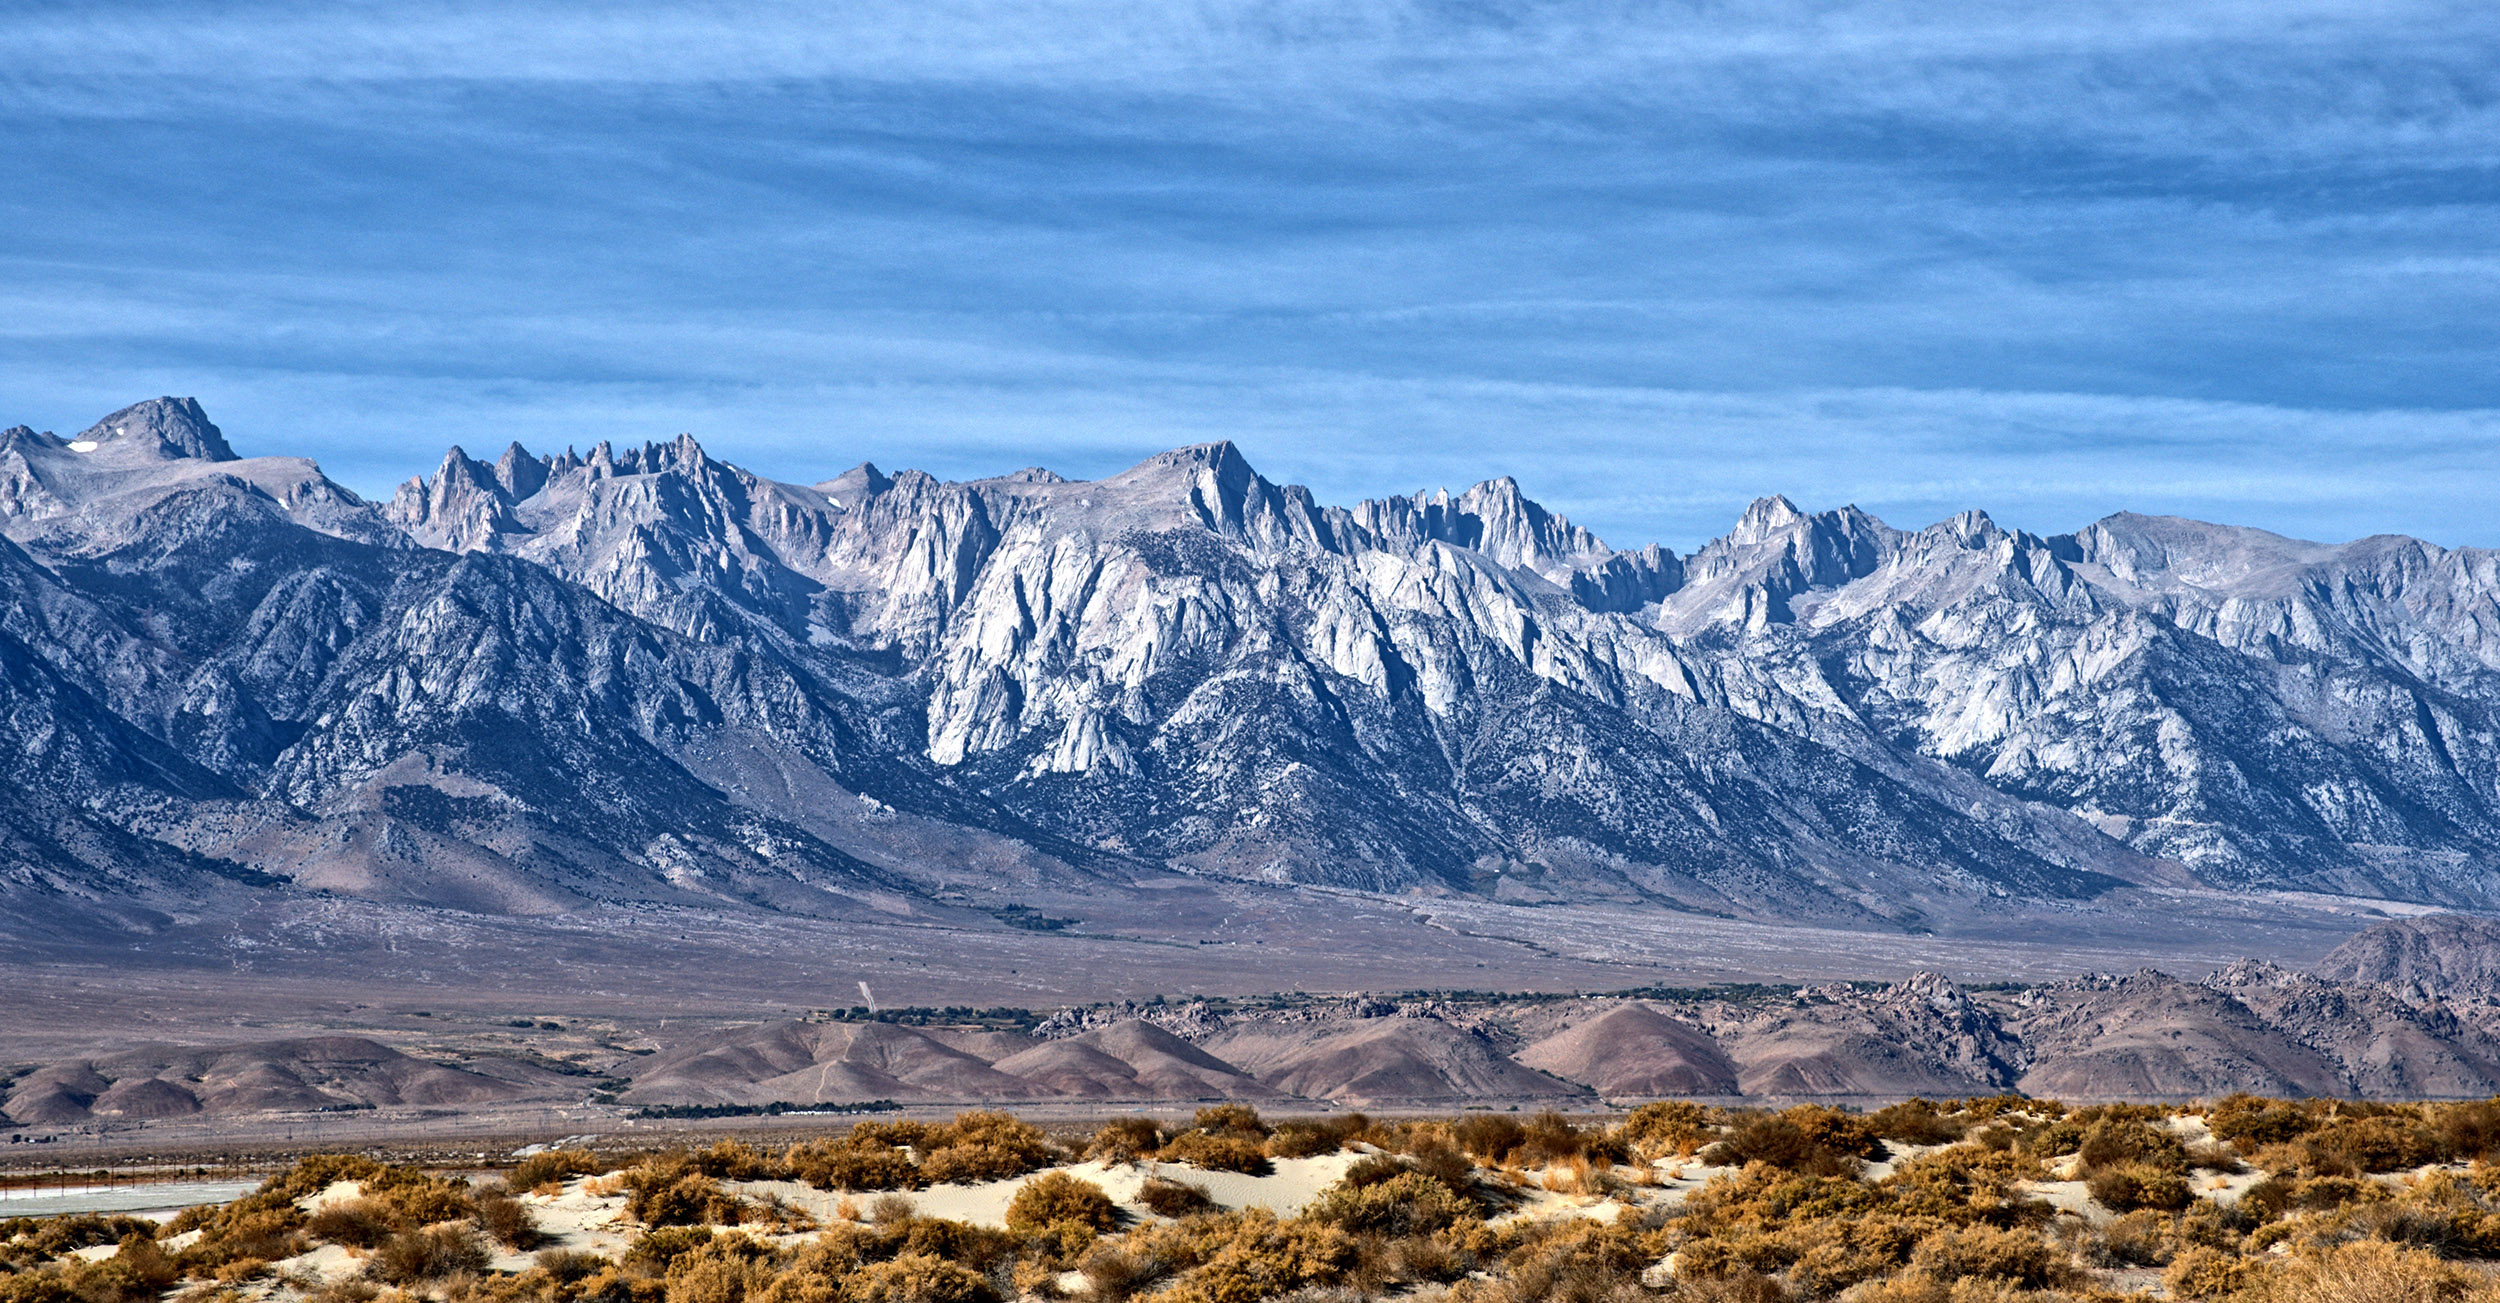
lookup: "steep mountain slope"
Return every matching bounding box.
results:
[9,395,2500,941]
[1684,507,2500,904]
[378,432,2133,924]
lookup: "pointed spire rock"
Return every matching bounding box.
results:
[494,442,548,501]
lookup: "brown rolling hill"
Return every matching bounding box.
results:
[922,1029,1043,1062]
[2014,971,2346,1100]
[1203,1015,1588,1104]
[622,1020,1055,1105]
[1722,1021,2002,1097]
[990,1020,1281,1100]
[1514,1003,1738,1097]
[1712,975,2020,1097]
[0,1036,547,1124]
[2206,959,2500,1098]
[2316,914,2500,999]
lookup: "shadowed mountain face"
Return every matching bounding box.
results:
[10,398,2500,937]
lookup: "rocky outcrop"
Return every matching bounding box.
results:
[2011,971,2346,1100]
[1707,973,2024,1097]
[2316,914,2500,1002]
[2205,958,2500,1097]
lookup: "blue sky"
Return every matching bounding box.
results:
[3,1,2497,553]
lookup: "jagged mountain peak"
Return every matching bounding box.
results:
[493,441,548,500]
[816,462,891,500]
[70,397,236,463]
[1730,492,1805,539]
[1115,439,1255,480]
[2,399,393,551]
[1350,473,1673,605]
[28,398,2500,933]
[1934,508,2005,547]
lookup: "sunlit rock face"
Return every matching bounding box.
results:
[11,397,2500,932]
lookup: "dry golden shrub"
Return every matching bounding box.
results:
[688,1143,776,1183]
[622,1162,746,1228]
[1304,1170,1476,1238]
[1902,1224,2080,1291]
[2232,1240,2490,1303]
[2093,1209,2179,1267]
[1865,1100,1968,1147]
[1083,1118,1166,1163]
[1115,1208,1354,1303]
[2300,1114,2446,1175]
[1005,1173,1120,1237]
[1879,1145,2049,1228]
[785,1136,918,1193]
[511,1149,607,1191]
[2208,1095,2324,1150]
[2073,1116,2188,1176]
[476,1193,543,1250]
[1704,1107,1881,1177]
[1262,1117,1362,1159]
[1136,1177,1215,1219]
[305,1200,400,1249]
[1155,1132,1274,1176]
[835,1251,994,1303]
[1190,1105,1269,1139]
[917,1112,1059,1186]
[369,1225,490,1285]
[2084,1162,2193,1213]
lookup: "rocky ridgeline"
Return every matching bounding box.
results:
[606,918,2500,1106]
[12,917,2500,1126]
[11,397,2500,939]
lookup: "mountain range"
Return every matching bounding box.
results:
[7,397,2500,948]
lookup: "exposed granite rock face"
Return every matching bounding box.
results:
[1696,972,2027,1097]
[2011,969,2352,1100]
[12,397,2500,936]
[2203,958,2500,1098]
[2318,914,2500,1001]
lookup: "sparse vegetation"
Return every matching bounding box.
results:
[1137,1177,1216,1218]
[27,1096,2500,1303]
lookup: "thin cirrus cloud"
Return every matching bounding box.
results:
[0,0,2495,553]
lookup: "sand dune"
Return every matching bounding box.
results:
[1515,1004,1738,1097]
